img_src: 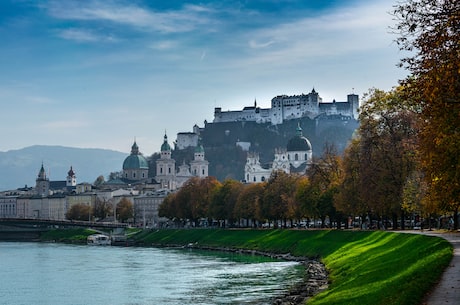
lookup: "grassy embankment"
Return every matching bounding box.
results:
[40,228,452,305]
[130,229,452,305]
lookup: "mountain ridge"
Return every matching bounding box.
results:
[0,145,127,190]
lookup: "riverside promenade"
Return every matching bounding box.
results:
[398,230,460,305]
[421,230,460,305]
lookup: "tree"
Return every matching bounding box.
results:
[66,203,92,221]
[93,175,105,187]
[158,177,221,227]
[93,197,112,220]
[303,144,343,228]
[209,179,243,227]
[235,182,265,227]
[262,170,299,227]
[116,197,133,223]
[335,138,367,225]
[393,0,460,229]
[357,88,419,228]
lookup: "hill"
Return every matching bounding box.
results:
[187,117,358,181]
[0,145,126,191]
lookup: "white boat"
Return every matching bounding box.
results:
[87,234,111,246]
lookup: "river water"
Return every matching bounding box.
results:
[0,242,304,305]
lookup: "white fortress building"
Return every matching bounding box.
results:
[213,88,359,125]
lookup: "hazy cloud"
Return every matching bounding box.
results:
[45,0,217,33]
[57,28,118,43]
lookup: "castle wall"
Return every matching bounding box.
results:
[213,89,356,125]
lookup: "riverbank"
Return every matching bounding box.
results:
[33,228,454,305]
[130,229,452,305]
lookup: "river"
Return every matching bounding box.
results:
[0,242,304,305]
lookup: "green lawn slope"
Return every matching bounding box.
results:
[130,229,452,305]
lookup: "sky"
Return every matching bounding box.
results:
[0,0,408,156]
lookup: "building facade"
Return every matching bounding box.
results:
[156,133,209,191]
[245,124,312,183]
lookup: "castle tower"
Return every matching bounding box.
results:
[347,93,360,119]
[156,133,176,190]
[190,139,209,177]
[66,166,77,187]
[35,163,50,196]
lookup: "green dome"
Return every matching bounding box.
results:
[161,133,171,151]
[195,138,205,153]
[287,123,312,151]
[287,136,312,151]
[123,141,149,169]
[123,154,149,170]
[195,144,205,153]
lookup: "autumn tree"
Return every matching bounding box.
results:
[209,179,243,227]
[93,197,112,220]
[393,0,460,229]
[304,143,343,228]
[116,197,133,223]
[158,177,221,227]
[66,203,92,221]
[357,88,419,228]
[334,138,367,225]
[235,182,266,227]
[261,170,299,227]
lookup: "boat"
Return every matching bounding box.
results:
[87,234,111,246]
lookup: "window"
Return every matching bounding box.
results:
[295,154,299,161]
[261,176,265,181]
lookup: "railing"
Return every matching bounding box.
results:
[0,218,129,229]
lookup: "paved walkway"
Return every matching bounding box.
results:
[418,230,460,305]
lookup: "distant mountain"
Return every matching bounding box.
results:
[0,145,127,191]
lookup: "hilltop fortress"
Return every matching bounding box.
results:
[213,88,359,125]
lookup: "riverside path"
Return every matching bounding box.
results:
[397,230,460,305]
[420,230,460,305]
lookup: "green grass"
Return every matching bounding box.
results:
[130,229,453,305]
[40,228,97,243]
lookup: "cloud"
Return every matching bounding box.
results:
[249,40,275,49]
[149,40,178,51]
[234,1,394,67]
[56,28,118,43]
[45,0,217,33]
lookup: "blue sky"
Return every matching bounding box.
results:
[0,0,407,156]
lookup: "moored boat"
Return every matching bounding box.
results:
[87,234,111,246]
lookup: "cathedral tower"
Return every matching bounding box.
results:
[35,163,50,196]
[156,133,176,190]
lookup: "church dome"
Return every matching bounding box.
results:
[286,124,312,152]
[161,133,171,152]
[123,141,149,170]
[195,137,205,153]
[123,154,148,170]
